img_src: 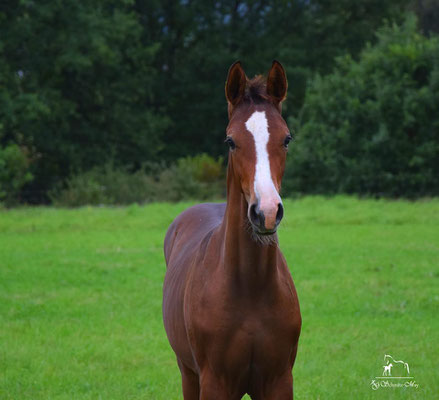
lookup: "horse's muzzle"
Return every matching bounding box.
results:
[248,202,283,234]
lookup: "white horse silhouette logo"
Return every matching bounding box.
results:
[383,363,393,376]
[383,354,410,376]
[371,354,417,390]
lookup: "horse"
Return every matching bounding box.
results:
[383,363,393,376]
[163,61,301,399]
[383,355,410,376]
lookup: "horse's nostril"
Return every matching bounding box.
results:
[276,203,284,225]
[249,203,265,228]
[249,203,258,224]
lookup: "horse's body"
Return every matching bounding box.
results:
[163,61,301,399]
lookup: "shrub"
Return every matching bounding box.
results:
[0,144,33,205]
[154,154,225,202]
[284,15,439,198]
[49,164,157,207]
[50,154,225,206]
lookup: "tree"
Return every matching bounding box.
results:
[0,0,412,202]
[284,15,439,197]
[0,0,168,202]
[138,0,409,160]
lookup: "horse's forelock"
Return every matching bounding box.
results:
[244,75,270,103]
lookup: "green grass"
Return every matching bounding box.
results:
[1,196,438,399]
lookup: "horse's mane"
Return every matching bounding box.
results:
[243,75,270,104]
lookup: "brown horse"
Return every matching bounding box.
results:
[163,61,301,399]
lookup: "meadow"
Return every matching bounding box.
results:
[0,196,438,399]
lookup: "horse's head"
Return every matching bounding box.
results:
[225,61,291,237]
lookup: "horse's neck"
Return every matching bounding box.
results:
[217,171,280,292]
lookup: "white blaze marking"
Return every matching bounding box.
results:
[245,111,281,208]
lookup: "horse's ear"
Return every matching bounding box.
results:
[266,60,287,105]
[225,61,247,107]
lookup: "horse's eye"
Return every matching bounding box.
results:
[225,137,236,150]
[284,134,293,148]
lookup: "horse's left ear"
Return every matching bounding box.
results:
[266,60,288,106]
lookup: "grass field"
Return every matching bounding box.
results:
[1,196,438,399]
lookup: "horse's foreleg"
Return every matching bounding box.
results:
[177,358,200,400]
[199,368,242,400]
[262,371,293,400]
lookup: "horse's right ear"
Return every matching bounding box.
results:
[225,61,247,107]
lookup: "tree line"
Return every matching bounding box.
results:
[0,0,438,204]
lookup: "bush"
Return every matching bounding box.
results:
[50,154,225,206]
[49,164,157,207]
[284,15,439,198]
[154,154,225,202]
[0,144,33,205]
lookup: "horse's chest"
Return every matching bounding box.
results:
[188,288,299,373]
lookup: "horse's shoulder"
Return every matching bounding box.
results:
[168,202,225,232]
[164,202,225,264]
[181,202,225,218]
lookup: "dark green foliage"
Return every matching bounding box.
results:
[154,154,225,202]
[0,0,411,203]
[0,0,168,202]
[284,16,439,197]
[0,143,33,205]
[49,164,157,207]
[145,0,408,160]
[413,0,439,34]
[50,154,225,206]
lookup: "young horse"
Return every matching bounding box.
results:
[163,61,301,399]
